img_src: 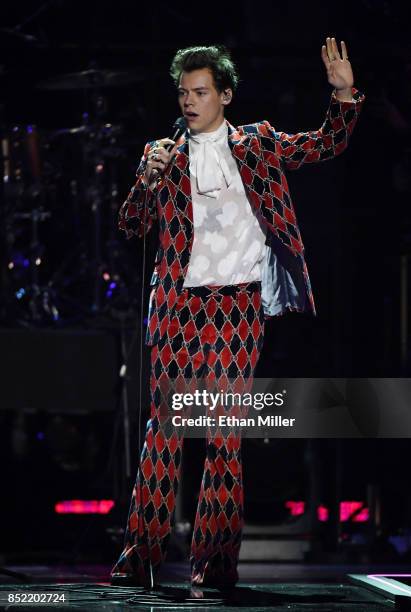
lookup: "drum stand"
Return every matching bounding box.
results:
[13,207,58,322]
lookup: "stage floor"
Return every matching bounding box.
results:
[0,562,403,610]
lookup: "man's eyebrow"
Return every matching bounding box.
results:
[178,86,209,92]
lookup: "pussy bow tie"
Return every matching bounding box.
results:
[189,124,232,198]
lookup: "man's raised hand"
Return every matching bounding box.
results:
[321,37,354,101]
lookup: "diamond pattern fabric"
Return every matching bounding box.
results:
[111,282,264,587]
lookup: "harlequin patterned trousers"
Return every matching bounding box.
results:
[111,280,265,586]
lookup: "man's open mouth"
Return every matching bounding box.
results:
[185,112,198,118]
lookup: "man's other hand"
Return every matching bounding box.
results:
[321,37,354,101]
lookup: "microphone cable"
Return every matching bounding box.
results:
[119,116,187,590]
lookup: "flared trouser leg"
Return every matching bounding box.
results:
[110,360,185,584]
[189,289,264,586]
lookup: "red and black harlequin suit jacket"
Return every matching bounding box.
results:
[119,88,365,346]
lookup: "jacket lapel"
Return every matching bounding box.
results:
[173,132,190,172]
[227,120,248,161]
[162,132,193,221]
[227,121,261,209]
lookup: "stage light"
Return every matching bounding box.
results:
[285,501,305,516]
[340,501,369,522]
[55,500,115,514]
[318,505,329,521]
[285,501,369,522]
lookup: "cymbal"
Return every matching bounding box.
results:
[51,123,123,138]
[0,28,40,46]
[37,68,144,91]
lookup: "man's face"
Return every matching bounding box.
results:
[178,68,231,133]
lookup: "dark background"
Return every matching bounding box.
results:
[1,0,411,565]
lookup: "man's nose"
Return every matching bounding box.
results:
[184,93,194,106]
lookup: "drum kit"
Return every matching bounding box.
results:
[1,66,145,325]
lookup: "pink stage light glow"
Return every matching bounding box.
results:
[285,501,305,516]
[55,500,115,514]
[285,501,369,522]
[318,505,329,521]
[340,501,369,522]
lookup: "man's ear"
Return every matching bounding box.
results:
[221,88,233,105]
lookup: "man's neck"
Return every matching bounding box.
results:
[191,117,226,136]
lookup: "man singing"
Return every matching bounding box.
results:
[111,39,365,589]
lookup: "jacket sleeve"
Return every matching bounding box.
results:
[263,87,365,170]
[118,141,158,238]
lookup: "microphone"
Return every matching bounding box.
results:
[148,116,187,183]
[165,116,187,152]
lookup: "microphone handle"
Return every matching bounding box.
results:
[164,124,186,152]
[148,125,186,182]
